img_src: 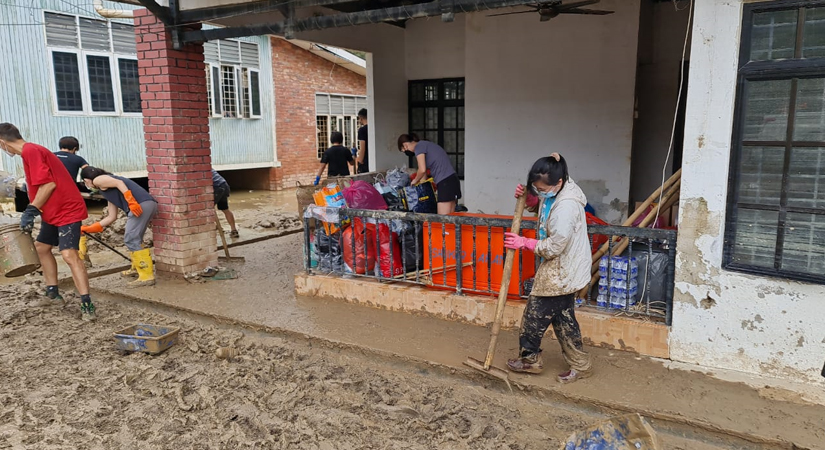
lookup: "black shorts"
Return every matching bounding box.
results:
[436,174,462,203]
[214,183,230,211]
[36,221,82,251]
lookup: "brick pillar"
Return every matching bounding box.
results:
[134,10,217,275]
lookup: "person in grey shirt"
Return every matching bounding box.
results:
[398,133,462,214]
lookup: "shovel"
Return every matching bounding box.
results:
[215,211,245,263]
[463,192,527,391]
[83,232,131,262]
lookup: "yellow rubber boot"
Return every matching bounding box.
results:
[128,248,155,288]
[121,254,137,278]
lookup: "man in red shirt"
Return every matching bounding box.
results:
[0,123,96,321]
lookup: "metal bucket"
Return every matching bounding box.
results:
[0,224,41,277]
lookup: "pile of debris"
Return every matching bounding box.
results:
[249,211,302,232]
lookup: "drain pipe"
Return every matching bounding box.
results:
[93,0,134,19]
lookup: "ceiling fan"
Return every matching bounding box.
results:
[488,0,614,22]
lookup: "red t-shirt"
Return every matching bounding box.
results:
[22,143,88,226]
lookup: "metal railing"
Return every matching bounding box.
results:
[303,206,677,325]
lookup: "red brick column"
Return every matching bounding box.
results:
[134,9,217,275]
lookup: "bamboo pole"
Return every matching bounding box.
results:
[577,178,681,300]
[578,185,681,298]
[590,169,681,264]
[589,178,681,273]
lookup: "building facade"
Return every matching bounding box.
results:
[0,1,274,178]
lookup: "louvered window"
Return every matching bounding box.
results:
[43,12,139,115]
[204,39,262,119]
[315,93,368,158]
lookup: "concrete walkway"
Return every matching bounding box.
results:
[88,234,823,450]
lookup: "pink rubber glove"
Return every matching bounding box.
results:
[504,232,537,252]
[515,184,539,208]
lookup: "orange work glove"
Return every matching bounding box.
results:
[124,190,143,217]
[81,222,104,234]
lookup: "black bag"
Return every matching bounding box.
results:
[382,191,406,211]
[401,181,437,214]
[399,222,424,271]
[314,228,342,273]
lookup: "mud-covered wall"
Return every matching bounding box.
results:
[672,0,825,385]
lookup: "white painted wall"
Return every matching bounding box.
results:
[463,0,640,221]
[673,0,825,385]
[297,24,408,174]
[405,16,466,81]
[300,1,639,222]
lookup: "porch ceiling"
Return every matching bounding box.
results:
[132,0,580,45]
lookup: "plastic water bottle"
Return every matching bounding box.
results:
[596,293,609,308]
[599,256,609,276]
[598,276,609,295]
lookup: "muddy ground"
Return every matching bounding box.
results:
[0,280,721,450]
[81,194,302,256]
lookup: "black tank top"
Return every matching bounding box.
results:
[100,175,155,213]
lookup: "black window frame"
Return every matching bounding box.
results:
[86,54,116,113]
[408,78,465,179]
[725,0,825,284]
[51,51,84,112]
[117,58,141,113]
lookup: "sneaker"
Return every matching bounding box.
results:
[229,230,239,238]
[557,369,592,384]
[81,302,97,321]
[506,352,543,374]
[32,289,64,307]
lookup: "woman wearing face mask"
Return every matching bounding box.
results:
[397,133,461,215]
[503,153,592,383]
[79,166,157,287]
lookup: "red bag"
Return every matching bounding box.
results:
[342,181,387,210]
[342,220,375,274]
[342,218,403,277]
[374,222,404,278]
[631,205,666,229]
[585,212,609,254]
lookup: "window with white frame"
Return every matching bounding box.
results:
[204,40,261,119]
[315,94,367,158]
[44,12,140,115]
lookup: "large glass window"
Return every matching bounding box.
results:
[86,55,115,112]
[203,39,262,120]
[726,2,825,283]
[408,79,465,178]
[315,94,367,158]
[43,12,139,115]
[118,58,141,113]
[51,51,83,112]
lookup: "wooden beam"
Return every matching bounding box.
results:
[181,0,536,42]
[177,0,361,23]
[135,0,172,23]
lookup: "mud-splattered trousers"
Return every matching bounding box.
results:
[519,293,591,372]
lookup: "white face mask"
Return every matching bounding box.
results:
[0,142,13,157]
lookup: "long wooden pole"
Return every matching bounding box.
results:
[483,193,527,370]
[579,182,681,298]
[590,169,681,264]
